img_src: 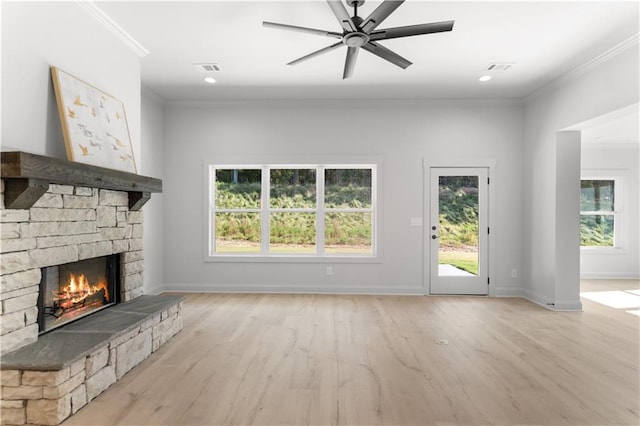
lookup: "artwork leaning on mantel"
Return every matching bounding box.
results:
[51,66,137,174]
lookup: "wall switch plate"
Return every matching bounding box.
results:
[511,269,518,278]
[410,217,423,227]
[326,266,333,276]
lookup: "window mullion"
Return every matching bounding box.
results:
[317,166,325,255]
[210,166,216,255]
[371,165,377,256]
[261,166,270,255]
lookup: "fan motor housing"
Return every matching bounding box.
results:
[343,32,370,47]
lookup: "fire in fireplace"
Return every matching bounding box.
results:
[38,254,120,333]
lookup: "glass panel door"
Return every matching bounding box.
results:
[430,168,488,295]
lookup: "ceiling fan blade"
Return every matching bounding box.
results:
[263,21,343,39]
[343,46,360,79]
[369,21,455,41]
[362,42,412,69]
[326,0,357,32]
[287,42,344,66]
[361,0,404,33]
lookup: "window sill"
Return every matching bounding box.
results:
[580,247,626,255]
[204,254,382,264]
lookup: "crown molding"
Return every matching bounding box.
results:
[563,32,639,82]
[164,97,523,108]
[76,1,149,58]
[525,32,639,103]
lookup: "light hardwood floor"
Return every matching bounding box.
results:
[63,281,639,425]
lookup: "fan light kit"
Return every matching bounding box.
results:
[263,0,455,79]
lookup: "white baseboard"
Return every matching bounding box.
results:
[580,272,640,280]
[157,284,584,311]
[520,289,583,311]
[161,282,425,296]
[551,299,583,311]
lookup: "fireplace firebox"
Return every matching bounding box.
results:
[37,254,120,333]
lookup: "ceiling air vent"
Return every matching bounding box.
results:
[485,63,514,71]
[194,63,221,72]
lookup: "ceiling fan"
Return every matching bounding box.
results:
[263,0,454,79]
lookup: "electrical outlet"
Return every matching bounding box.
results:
[511,269,518,278]
[326,266,333,276]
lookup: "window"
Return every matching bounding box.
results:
[580,178,621,248]
[208,164,377,259]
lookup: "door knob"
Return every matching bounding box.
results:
[432,235,438,239]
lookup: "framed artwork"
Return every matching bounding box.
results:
[51,67,137,173]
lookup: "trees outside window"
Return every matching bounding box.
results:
[209,165,376,257]
[580,179,620,247]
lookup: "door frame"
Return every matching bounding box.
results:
[430,167,489,295]
[423,158,496,296]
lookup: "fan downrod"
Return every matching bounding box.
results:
[346,0,365,20]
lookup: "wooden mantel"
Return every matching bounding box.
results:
[1,151,162,210]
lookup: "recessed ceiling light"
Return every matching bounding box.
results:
[478,75,492,82]
[204,77,216,84]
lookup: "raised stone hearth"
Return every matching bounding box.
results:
[1,295,182,425]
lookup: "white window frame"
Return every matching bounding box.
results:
[204,157,381,263]
[580,175,623,251]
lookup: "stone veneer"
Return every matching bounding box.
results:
[0,180,182,425]
[0,181,145,355]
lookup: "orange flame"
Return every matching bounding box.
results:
[55,273,110,309]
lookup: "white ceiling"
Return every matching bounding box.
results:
[96,1,639,102]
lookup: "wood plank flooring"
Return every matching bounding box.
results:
[62,282,639,425]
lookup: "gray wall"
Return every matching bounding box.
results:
[161,100,524,295]
[1,2,141,163]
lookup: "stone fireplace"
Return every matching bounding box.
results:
[0,152,182,425]
[1,182,147,354]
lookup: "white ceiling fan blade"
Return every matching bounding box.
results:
[362,42,412,69]
[326,0,357,32]
[287,42,344,66]
[343,46,360,79]
[361,0,405,33]
[369,21,455,41]
[263,21,343,39]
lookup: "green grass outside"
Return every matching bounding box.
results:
[439,250,479,275]
[215,242,372,255]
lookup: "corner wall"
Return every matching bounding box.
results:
[522,39,639,308]
[141,91,165,294]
